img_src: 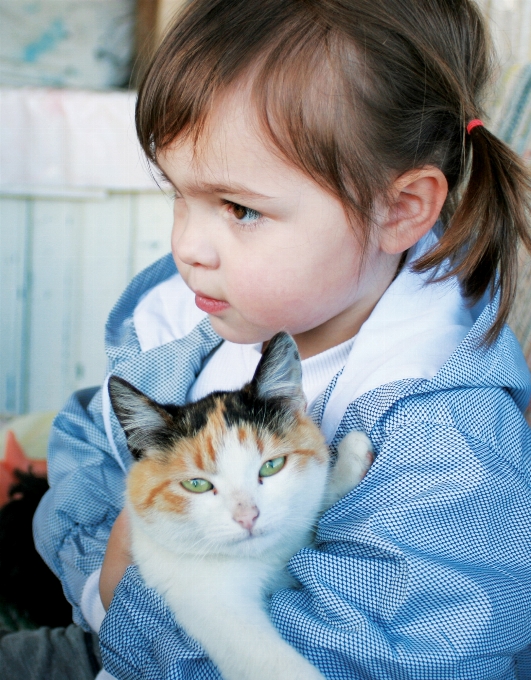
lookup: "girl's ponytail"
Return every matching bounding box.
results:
[412,123,531,343]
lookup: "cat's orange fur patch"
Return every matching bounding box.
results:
[143,478,172,510]
[289,450,318,469]
[159,488,190,514]
[204,435,216,462]
[128,455,191,516]
[294,448,319,455]
[194,448,205,470]
[280,416,329,467]
[190,406,226,473]
[209,400,227,432]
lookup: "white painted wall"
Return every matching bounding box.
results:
[477,0,531,66]
[0,87,175,414]
[0,190,173,414]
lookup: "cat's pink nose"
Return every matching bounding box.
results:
[233,504,260,531]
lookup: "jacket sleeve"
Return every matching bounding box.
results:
[33,386,126,630]
[99,418,531,679]
[101,566,223,680]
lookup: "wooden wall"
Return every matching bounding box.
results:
[477,0,531,66]
[0,190,172,414]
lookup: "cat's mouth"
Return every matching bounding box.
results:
[237,530,260,541]
[228,527,267,544]
[215,528,278,557]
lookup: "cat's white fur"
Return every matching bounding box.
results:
[128,429,372,680]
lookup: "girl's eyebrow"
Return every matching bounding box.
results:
[158,171,273,200]
[188,181,274,200]
[158,170,177,188]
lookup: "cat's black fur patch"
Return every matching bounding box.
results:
[167,390,294,443]
[219,389,295,435]
[110,333,301,458]
[164,400,213,439]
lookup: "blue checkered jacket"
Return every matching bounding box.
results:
[34,254,531,679]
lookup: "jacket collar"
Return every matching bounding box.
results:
[321,232,486,442]
[320,231,528,443]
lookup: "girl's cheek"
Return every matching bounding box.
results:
[172,198,188,225]
[233,266,285,304]
[170,222,183,257]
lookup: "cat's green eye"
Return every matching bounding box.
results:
[259,457,286,478]
[181,478,214,493]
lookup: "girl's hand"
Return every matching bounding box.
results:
[99,508,132,611]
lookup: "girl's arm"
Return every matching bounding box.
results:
[269,413,531,679]
[100,509,132,611]
[33,386,126,631]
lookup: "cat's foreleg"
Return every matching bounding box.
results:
[135,539,325,680]
[168,585,327,680]
[323,431,373,510]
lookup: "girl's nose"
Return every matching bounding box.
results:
[172,213,220,269]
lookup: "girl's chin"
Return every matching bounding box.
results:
[207,315,265,345]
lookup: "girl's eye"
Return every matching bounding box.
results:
[181,478,214,493]
[259,457,286,478]
[227,202,262,224]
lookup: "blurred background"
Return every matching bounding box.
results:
[1,0,531,420]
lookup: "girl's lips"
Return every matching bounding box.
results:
[195,294,230,314]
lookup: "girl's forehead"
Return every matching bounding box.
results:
[157,96,314,198]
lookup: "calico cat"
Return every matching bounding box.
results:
[109,332,373,680]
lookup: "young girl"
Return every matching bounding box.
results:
[33,0,531,678]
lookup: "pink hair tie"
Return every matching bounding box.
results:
[467,118,484,134]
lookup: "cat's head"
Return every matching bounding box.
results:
[109,333,330,558]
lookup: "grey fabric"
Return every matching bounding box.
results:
[0,624,101,680]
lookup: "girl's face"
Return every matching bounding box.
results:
[159,93,401,359]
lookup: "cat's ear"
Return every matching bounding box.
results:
[251,333,306,413]
[108,376,176,459]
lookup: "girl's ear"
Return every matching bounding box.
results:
[251,332,306,413]
[378,166,448,255]
[108,376,176,459]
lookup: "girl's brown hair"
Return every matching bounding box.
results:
[136,0,531,342]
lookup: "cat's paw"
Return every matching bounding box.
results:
[336,431,373,484]
[324,431,373,509]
